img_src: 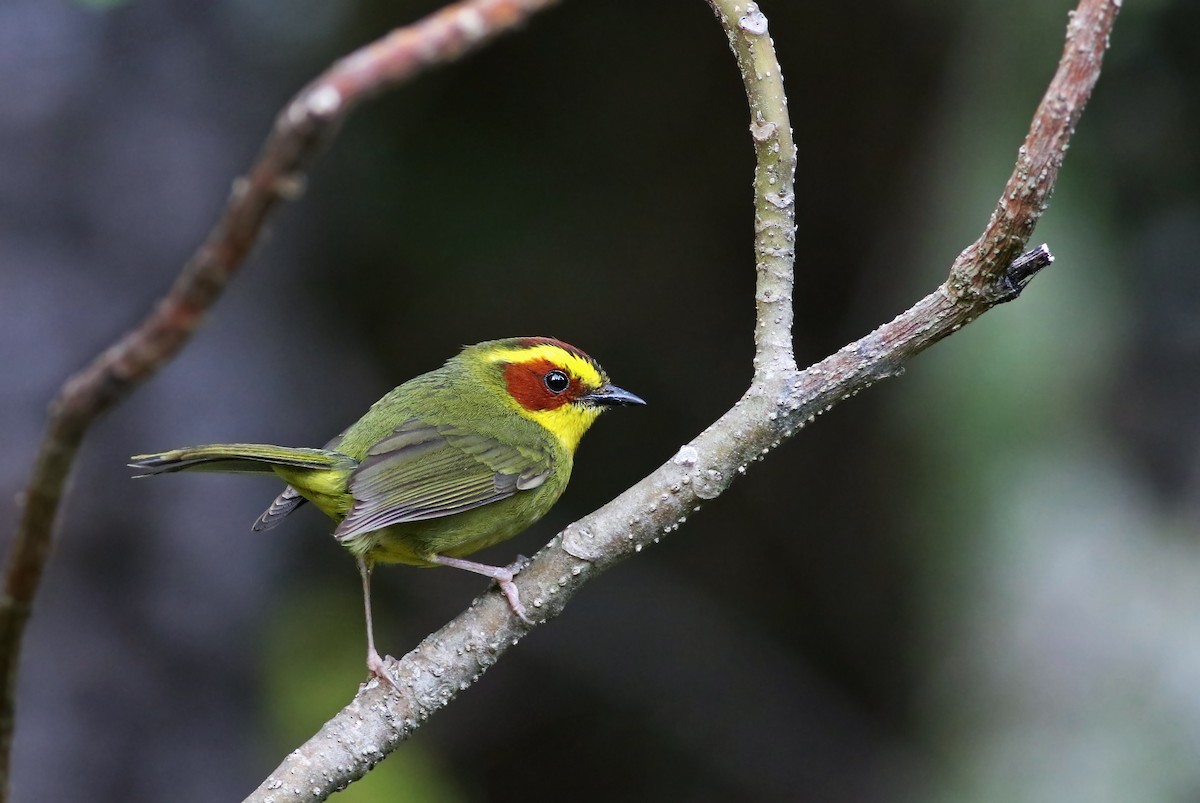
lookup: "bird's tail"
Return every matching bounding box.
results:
[129,444,356,477]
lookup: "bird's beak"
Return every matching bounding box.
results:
[582,383,646,407]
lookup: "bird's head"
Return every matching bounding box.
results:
[465,337,645,452]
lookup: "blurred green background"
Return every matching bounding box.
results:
[2,0,1198,801]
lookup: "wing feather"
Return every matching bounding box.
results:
[334,418,551,541]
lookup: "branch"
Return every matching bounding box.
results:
[0,0,559,797]
[244,0,1118,799]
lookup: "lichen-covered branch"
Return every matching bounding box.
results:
[244,1,1119,800]
[0,1,559,798]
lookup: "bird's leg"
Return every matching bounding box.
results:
[358,557,399,689]
[429,554,534,624]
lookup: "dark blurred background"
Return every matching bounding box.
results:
[3,0,1198,800]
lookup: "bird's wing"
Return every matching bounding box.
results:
[334,418,552,541]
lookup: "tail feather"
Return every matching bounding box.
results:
[130,444,356,477]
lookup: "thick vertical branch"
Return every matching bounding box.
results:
[709,0,798,377]
[0,1,559,797]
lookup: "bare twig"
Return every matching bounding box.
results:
[0,0,559,797]
[243,0,1119,800]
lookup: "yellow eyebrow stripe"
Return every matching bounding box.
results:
[484,344,606,389]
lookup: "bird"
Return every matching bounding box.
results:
[130,336,644,685]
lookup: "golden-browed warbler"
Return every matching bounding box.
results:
[131,337,644,683]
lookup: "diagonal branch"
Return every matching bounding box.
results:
[0,0,559,797]
[243,0,1119,800]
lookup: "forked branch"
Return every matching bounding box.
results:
[0,0,1120,800]
[246,0,1118,799]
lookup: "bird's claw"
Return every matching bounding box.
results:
[506,554,532,574]
[499,556,536,624]
[366,649,402,691]
[498,578,534,625]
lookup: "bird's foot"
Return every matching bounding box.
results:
[497,577,533,625]
[506,554,532,574]
[430,553,536,625]
[366,648,402,691]
[499,555,534,624]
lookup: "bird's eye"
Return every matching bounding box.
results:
[544,369,570,394]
